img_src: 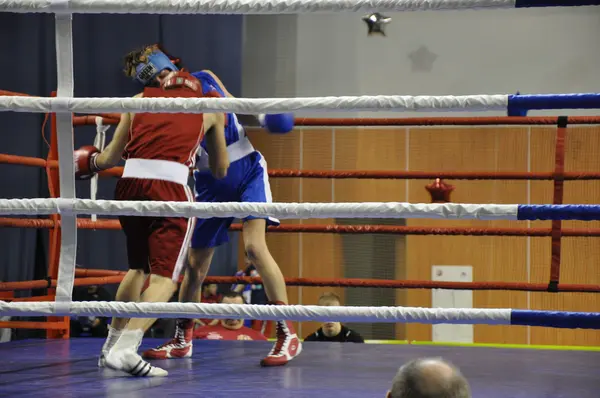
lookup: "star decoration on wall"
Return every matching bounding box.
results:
[408,45,438,72]
[425,178,455,203]
[362,13,391,36]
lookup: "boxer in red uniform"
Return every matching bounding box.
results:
[74,45,229,377]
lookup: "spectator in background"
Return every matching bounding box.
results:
[232,254,268,305]
[201,283,220,303]
[386,358,471,398]
[195,284,221,327]
[304,292,364,343]
[70,285,112,337]
[194,291,267,341]
[232,255,269,332]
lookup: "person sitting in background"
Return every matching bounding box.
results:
[201,283,221,303]
[193,291,267,341]
[232,254,268,306]
[304,292,364,343]
[70,285,112,338]
[232,254,269,332]
[386,358,471,398]
[195,284,221,327]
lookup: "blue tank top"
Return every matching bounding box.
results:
[191,71,245,149]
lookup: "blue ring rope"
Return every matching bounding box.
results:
[511,310,600,329]
[517,205,600,221]
[516,1,600,8]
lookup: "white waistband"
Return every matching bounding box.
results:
[197,136,255,170]
[122,159,189,185]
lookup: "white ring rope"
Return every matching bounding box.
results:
[0,199,518,220]
[0,0,517,15]
[0,95,508,114]
[0,301,512,324]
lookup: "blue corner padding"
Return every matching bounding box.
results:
[508,93,600,110]
[517,205,600,221]
[511,310,600,329]
[515,0,600,8]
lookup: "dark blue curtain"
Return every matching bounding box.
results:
[0,13,242,289]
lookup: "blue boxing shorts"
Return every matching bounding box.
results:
[191,150,280,248]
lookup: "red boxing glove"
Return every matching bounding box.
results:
[74,145,101,180]
[161,71,200,93]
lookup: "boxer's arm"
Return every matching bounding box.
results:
[201,70,260,124]
[202,70,293,133]
[201,70,233,98]
[95,93,141,169]
[203,112,229,179]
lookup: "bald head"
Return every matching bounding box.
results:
[387,358,471,398]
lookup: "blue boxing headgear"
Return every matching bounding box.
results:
[134,50,179,85]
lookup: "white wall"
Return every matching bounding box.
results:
[244,7,600,117]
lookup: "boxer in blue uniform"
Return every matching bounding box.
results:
[142,62,302,367]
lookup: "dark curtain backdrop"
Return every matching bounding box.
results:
[0,14,243,290]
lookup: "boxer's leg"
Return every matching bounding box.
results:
[180,248,214,302]
[112,270,148,330]
[99,215,150,367]
[239,152,301,367]
[104,215,185,378]
[180,169,232,303]
[143,173,234,360]
[112,215,151,330]
[140,246,218,361]
[178,223,227,303]
[127,184,196,333]
[242,219,287,305]
[105,182,194,377]
[124,274,178,333]
[240,152,286,303]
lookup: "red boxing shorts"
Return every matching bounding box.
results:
[115,178,195,280]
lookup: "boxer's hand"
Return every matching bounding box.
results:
[161,71,200,92]
[74,145,101,180]
[259,113,295,134]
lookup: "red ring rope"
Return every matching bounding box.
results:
[0,273,598,293]
[1,217,600,237]
[71,114,600,126]
[4,154,600,181]
[294,116,600,126]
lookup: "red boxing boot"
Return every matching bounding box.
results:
[142,319,194,360]
[260,302,302,367]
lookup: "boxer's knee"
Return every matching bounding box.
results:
[244,241,268,264]
[243,219,269,262]
[115,269,147,301]
[146,274,178,301]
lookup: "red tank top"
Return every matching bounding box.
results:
[124,80,207,167]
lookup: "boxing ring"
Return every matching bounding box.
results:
[2,0,600,396]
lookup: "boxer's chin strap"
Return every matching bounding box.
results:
[90,117,110,222]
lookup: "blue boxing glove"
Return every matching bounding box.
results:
[258,113,294,134]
